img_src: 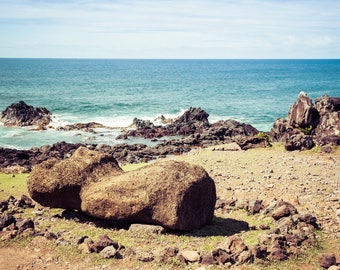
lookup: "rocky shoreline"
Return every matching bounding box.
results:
[0,92,339,172]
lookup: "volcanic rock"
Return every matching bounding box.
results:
[81,160,216,230]
[287,91,319,129]
[0,101,52,127]
[180,250,201,263]
[174,107,209,126]
[314,95,340,144]
[27,147,123,209]
[270,92,340,150]
[318,253,337,268]
[90,234,119,253]
[28,147,216,231]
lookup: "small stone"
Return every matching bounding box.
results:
[237,250,253,264]
[336,209,340,217]
[200,254,216,265]
[100,246,118,259]
[90,234,119,253]
[268,247,288,261]
[219,235,247,254]
[235,199,248,210]
[78,242,92,254]
[318,253,336,268]
[272,205,290,220]
[259,224,270,230]
[212,248,232,264]
[137,251,154,262]
[180,250,201,263]
[128,224,166,234]
[17,218,35,234]
[163,247,178,257]
[248,200,263,215]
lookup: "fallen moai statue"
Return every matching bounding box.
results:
[28,147,216,231]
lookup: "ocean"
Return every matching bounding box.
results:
[1,59,340,150]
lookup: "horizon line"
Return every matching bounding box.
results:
[1,57,340,61]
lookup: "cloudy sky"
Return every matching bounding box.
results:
[1,0,339,59]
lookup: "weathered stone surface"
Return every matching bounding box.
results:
[81,160,216,230]
[318,253,336,268]
[282,131,315,151]
[99,246,118,259]
[0,101,52,127]
[270,92,340,150]
[237,136,270,150]
[128,224,167,234]
[180,250,201,263]
[90,234,119,253]
[17,218,34,234]
[287,92,319,129]
[28,147,123,209]
[268,247,288,261]
[218,235,248,254]
[27,146,216,231]
[247,199,263,215]
[272,201,298,221]
[175,107,209,126]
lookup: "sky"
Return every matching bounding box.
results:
[0,0,340,59]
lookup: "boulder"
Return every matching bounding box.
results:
[287,92,319,129]
[28,146,123,209]
[237,136,269,150]
[270,93,340,150]
[314,95,340,144]
[81,160,216,230]
[209,119,258,138]
[315,95,340,115]
[282,130,315,151]
[0,101,52,127]
[174,107,209,126]
[28,147,216,231]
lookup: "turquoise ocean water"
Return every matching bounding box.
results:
[1,59,340,149]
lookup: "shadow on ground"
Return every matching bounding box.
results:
[56,210,249,237]
[185,216,249,237]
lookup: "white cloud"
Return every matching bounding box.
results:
[0,0,339,58]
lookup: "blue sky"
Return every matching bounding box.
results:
[0,0,339,59]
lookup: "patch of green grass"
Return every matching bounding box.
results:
[0,173,29,199]
[121,162,149,172]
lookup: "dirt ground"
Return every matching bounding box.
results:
[0,143,339,269]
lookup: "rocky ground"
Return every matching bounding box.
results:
[0,143,339,269]
[175,144,340,244]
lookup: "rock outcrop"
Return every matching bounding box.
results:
[117,107,258,147]
[28,148,216,231]
[270,92,340,150]
[0,101,52,127]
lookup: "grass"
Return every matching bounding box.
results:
[0,173,29,199]
[121,162,149,172]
